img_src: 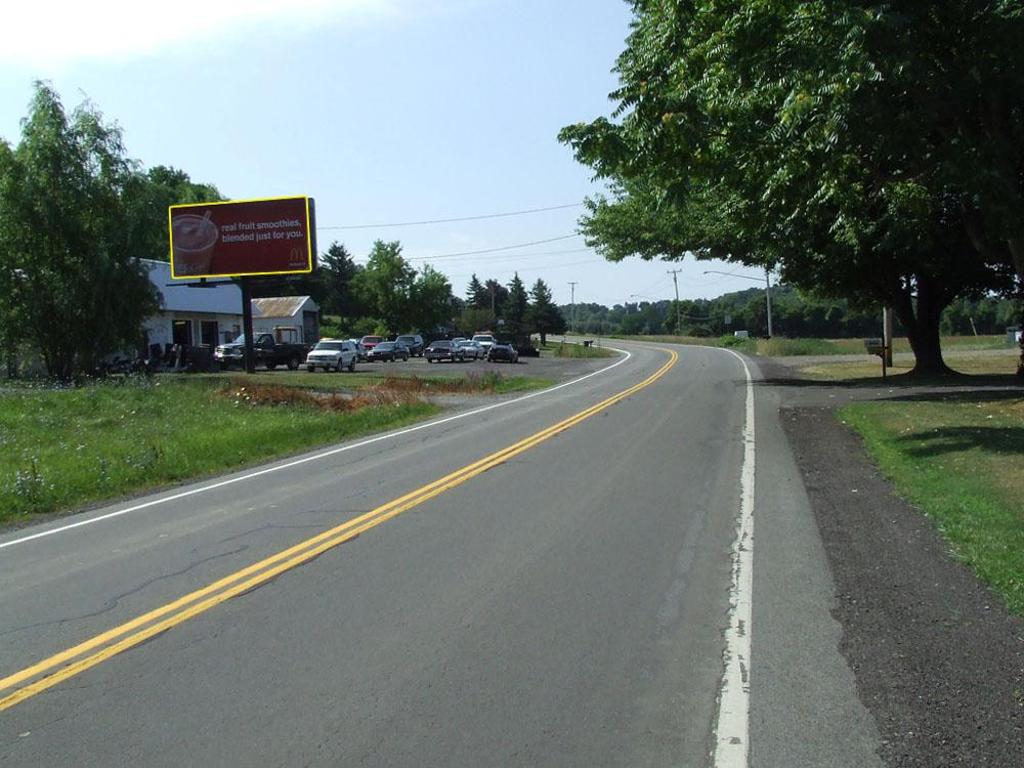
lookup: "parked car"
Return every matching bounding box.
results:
[487,342,519,363]
[367,341,410,362]
[395,334,425,356]
[360,335,384,352]
[425,339,464,363]
[305,339,358,372]
[472,333,496,353]
[214,333,309,370]
[347,338,368,362]
[455,339,484,360]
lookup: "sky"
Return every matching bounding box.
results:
[0,0,763,308]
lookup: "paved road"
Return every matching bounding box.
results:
[0,340,880,767]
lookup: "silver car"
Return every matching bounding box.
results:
[455,339,485,360]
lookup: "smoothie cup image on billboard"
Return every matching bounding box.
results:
[172,212,219,276]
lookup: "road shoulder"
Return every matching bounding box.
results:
[780,402,1024,767]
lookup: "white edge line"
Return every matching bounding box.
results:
[1,348,633,550]
[713,348,755,768]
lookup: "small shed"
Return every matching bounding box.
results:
[251,296,320,344]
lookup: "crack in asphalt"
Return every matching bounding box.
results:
[0,544,250,638]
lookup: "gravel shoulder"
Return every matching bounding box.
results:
[759,356,1024,766]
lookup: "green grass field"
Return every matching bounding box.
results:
[0,377,439,523]
[841,396,1024,615]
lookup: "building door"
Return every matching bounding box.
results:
[303,310,319,343]
[172,319,193,346]
[200,320,218,347]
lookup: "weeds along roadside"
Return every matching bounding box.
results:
[0,375,443,523]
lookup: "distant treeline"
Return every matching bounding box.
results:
[561,285,1020,338]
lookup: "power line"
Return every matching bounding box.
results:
[317,202,584,230]
[402,234,581,261]
[404,247,591,264]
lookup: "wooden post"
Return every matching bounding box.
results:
[883,307,893,368]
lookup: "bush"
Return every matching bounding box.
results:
[720,335,748,348]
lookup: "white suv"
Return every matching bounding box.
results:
[471,333,495,352]
[306,339,358,372]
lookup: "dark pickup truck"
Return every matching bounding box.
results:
[214,333,309,370]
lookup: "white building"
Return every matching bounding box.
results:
[142,260,319,352]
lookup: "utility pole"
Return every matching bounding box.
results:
[667,269,682,334]
[568,281,578,334]
[764,268,773,338]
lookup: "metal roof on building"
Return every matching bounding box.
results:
[252,296,312,319]
[143,260,316,317]
[144,259,241,314]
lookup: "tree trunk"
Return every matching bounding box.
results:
[891,275,955,377]
[1004,239,1024,377]
[1018,308,1024,378]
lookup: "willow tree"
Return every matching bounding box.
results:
[560,2,1022,375]
[0,82,157,380]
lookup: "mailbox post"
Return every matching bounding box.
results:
[864,338,889,378]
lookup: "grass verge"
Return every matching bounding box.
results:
[799,351,1021,380]
[0,377,439,524]
[840,395,1024,615]
[542,341,616,359]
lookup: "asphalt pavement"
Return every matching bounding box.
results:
[0,340,885,767]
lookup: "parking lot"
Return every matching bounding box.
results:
[301,345,621,383]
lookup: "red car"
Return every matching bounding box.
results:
[360,335,383,352]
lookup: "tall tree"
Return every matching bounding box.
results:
[409,264,454,331]
[124,165,223,261]
[483,278,509,318]
[354,240,416,333]
[457,307,495,337]
[560,1,1020,375]
[502,273,529,341]
[0,82,157,380]
[466,274,489,309]
[318,241,362,317]
[527,278,565,344]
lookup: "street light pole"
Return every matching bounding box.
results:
[568,281,578,334]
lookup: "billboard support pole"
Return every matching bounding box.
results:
[240,277,256,374]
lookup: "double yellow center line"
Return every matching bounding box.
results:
[0,348,677,712]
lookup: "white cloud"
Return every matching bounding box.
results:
[1,0,401,68]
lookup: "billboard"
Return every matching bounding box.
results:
[168,195,315,279]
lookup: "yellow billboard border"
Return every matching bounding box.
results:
[168,194,315,280]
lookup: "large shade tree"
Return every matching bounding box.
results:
[560,1,1022,375]
[0,82,157,380]
[125,165,223,261]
